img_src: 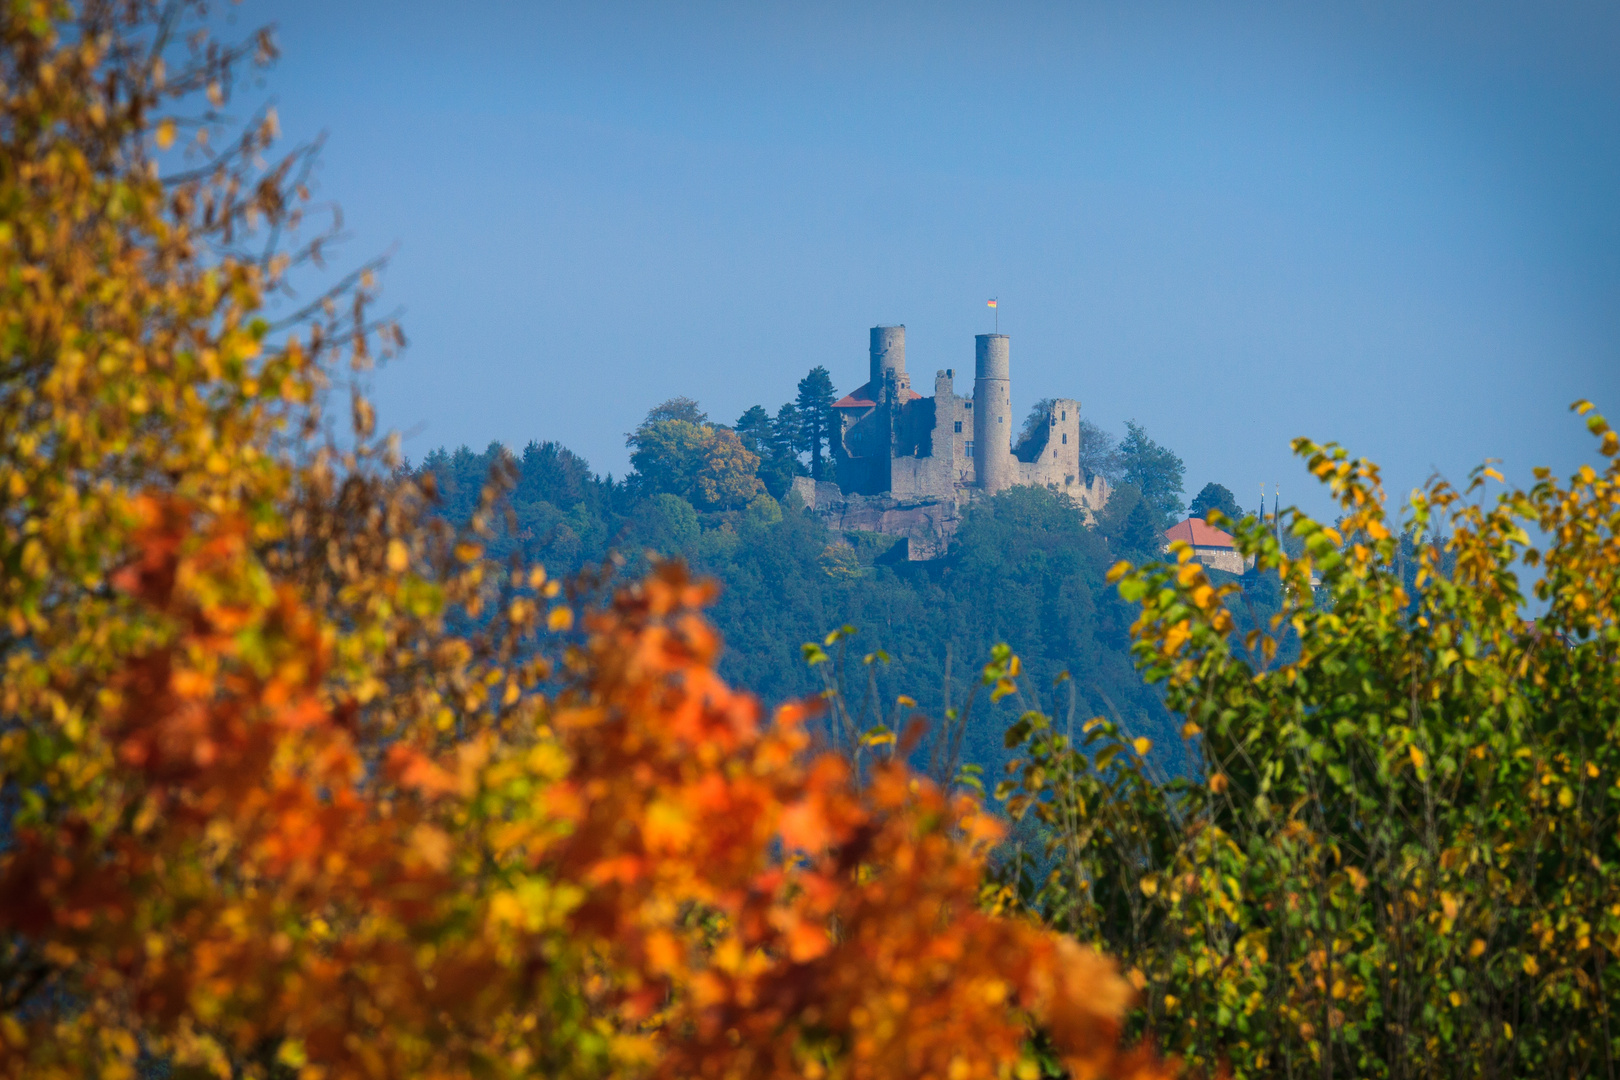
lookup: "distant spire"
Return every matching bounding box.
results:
[1274,486,1282,548]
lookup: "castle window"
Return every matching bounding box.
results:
[1062,433,1068,444]
[954,421,962,433]
[998,415,1003,424]
[1062,410,1067,420]
[964,441,974,458]
[964,402,971,410]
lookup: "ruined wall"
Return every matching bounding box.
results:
[887,368,971,502]
[791,477,962,561]
[1009,397,1106,514]
[822,325,1111,550]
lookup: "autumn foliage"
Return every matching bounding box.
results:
[0,4,1165,1078]
[996,413,1620,1078]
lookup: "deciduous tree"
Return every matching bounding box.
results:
[1118,422,1185,528]
[1000,406,1620,1080]
[0,7,1167,1080]
[1187,482,1240,525]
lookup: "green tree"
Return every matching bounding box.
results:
[517,440,597,511]
[999,407,1620,1080]
[1094,484,1165,559]
[628,419,762,510]
[1117,420,1185,527]
[1188,481,1241,525]
[737,404,801,498]
[638,395,708,427]
[734,405,774,454]
[795,366,838,481]
[1078,418,1123,484]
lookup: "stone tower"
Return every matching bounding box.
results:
[870,325,908,401]
[973,333,1012,494]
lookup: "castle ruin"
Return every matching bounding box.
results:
[792,325,1109,559]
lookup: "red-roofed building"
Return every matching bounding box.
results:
[1163,517,1251,575]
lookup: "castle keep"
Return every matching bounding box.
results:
[793,325,1109,558]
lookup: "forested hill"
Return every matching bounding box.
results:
[412,396,1268,779]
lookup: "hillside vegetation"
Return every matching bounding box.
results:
[411,413,1257,779]
[6,6,1620,1080]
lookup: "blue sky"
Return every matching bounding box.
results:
[253,1,1620,523]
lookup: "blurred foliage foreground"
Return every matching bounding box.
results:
[2,5,1619,1080]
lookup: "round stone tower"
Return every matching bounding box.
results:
[870,325,906,399]
[973,334,1012,493]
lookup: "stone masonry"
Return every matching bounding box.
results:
[792,325,1110,560]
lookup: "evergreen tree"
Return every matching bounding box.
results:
[733,406,774,455]
[737,405,802,498]
[795,366,838,481]
[517,440,596,511]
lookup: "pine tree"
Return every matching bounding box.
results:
[795,366,838,481]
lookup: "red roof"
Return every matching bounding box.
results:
[833,382,921,410]
[1164,518,1236,548]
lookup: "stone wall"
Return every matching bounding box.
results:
[1188,545,1248,575]
[791,477,962,561]
[815,325,1113,552]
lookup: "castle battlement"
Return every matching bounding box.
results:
[794,325,1109,559]
[828,325,1108,510]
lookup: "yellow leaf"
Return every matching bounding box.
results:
[1522,955,1539,976]
[1469,938,1486,958]
[386,538,409,572]
[1409,745,1426,770]
[1139,877,1159,897]
[410,824,452,871]
[1133,737,1153,756]
[547,607,574,631]
[156,118,176,149]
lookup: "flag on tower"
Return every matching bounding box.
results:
[986,298,997,308]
